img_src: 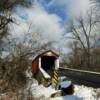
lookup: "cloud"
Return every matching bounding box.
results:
[7,0,93,54]
[47,0,91,19]
[68,0,91,18]
[8,1,64,43]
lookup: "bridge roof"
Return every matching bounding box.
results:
[33,50,59,61]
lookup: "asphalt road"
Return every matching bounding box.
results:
[59,68,100,88]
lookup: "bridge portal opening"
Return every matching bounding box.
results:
[41,56,56,71]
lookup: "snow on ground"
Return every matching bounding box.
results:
[30,79,99,100]
[31,83,57,98]
[53,85,98,100]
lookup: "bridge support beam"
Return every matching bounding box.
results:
[39,57,41,68]
[55,58,59,70]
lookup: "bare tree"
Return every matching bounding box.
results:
[0,28,54,93]
[65,7,100,69]
[0,0,32,53]
[0,0,29,10]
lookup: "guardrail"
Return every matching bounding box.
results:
[59,67,100,88]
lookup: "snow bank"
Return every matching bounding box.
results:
[30,79,98,100]
[59,80,71,88]
[74,85,97,100]
[31,84,57,98]
[53,85,97,100]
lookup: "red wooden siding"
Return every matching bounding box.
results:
[32,59,38,75]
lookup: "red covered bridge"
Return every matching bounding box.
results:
[32,50,59,77]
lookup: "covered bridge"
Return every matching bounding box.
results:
[32,50,59,78]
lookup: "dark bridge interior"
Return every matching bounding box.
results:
[41,56,56,75]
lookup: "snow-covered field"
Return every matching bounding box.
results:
[30,78,100,100]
